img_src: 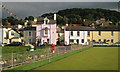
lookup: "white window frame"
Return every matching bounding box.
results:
[28,31,32,37]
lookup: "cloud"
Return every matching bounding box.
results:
[2,2,119,19]
[2,0,120,2]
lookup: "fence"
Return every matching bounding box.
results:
[2,45,91,70]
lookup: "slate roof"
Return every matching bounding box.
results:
[36,17,56,24]
[23,27,36,31]
[66,26,120,31]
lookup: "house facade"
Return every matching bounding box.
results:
[64,26,90,45]
[87,30,120,45]
[36,14,56,45]
[64,25,120,45]
[3,28,21,44]
[0,28,4,43]
[23,27,36,46]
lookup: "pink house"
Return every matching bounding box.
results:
[36,14,56,46]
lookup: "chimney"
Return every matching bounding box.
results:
[8,22,11,29]
[83,19,86,22]
[54,13,56,20]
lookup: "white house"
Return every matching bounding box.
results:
[64,26,93,45]
[0,28,7,44]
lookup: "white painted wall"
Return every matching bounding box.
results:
[65,31,88,45]
[0,28,6,44]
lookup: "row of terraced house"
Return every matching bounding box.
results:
[1,14,120,46]
[23,14,120,46]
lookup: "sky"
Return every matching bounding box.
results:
[1,0,120,2]
[1,0,120,19]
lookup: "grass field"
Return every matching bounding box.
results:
[2,46,30,54]
[34,47,118,70]
[2,45,51,54]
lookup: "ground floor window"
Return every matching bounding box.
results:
[47,39,49,43]
[81,39,84,43]
[29,39,32,44]
[111,39,114,43]
[104,39,106,43]
[77,39,79,44]
[99,39,101,42]
[70,39,74,43]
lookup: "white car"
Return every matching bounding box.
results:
[93,42,109,46]
[112,42,120,46]
[0,43,4,47]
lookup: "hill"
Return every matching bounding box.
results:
[41,8,120,26]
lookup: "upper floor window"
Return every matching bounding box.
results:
[98,31,101,36]
[44,27,48,35]
[88,31,90,36]
[71,31,73,36]
[29,31,32,37]
[45,20,48,24]
[111,31,114,36]
[77,31,80,36]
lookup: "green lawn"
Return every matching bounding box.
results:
[34,47,118,70]
[2,46,30,54]
[2,45,51,54]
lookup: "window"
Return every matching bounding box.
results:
[45,27,48,35]
[45,20,48,24]
[77,31,80,36]
[98,31,101,36]
[93,40,95,42]
[77,39,79,44]
[81,39,84,43]
[88,31,90,36]
[87,39,90,42]
[71,31,73,36]
[70,39,74,43]
[99,39,101,42]
[29,32,32,37]
[11,32,14,36]
[104,39,106,43]
[111,31,114,36]
[47,39,49,43]
[111,39,114,43]
[29,39,32,44]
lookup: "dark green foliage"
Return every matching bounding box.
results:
[42,8,120,26]
[2,16,24,26]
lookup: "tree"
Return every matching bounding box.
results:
[24,17,28,20]
[28,16,34,21]
[27,21,32,26]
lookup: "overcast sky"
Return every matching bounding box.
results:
[1,0,120,2]
[1,1,120,19]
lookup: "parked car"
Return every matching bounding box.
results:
[0,43,4,47]
[93,42,109,46]
[5,42,23,46]
[112,42,120,46]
